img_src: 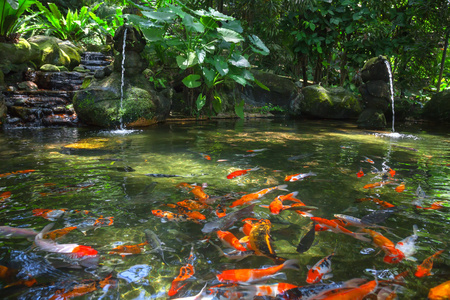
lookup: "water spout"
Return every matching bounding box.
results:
[383,58,395,132]
[119,27,128,130]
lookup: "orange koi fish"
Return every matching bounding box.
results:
[35,224,98,260]
[109,241,149,258]
[185,211,206,221]
[362,229,405,264]
[43,226,78,240]
[241,218,258,236]
[284,171,317,182]
[261,192,303,215]
[227,167,260,179]
[217,230,247,251]
[176,199,209,210]
[239,235,253,251]
[246,149,267,153]
[152,210,197,223]
[176,182,194,190]
[0,169,35,178]
[395,182,405,193]
[357,168,364,178]
[319,279,378,300]
[311,217,370,242]
[215,204,227,218]
[229,185,288,208]
[249,219,286,263]
[415,250,445,277]
[388,168,396,177]
[428,280,450,300]
[190,186,209,202]
[216,259,299,284]
[168,246,195,297]
[416,201,445,210]
[0,191,11,202]
[306,253,334,284]
[48,274,116,300]
[314,219,349,232]
[282,202,316,218]
[200,153,211,160]
[356,197,395,208]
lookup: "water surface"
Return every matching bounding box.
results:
[0,119,448,299]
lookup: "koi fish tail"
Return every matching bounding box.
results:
[351,232,371,243]
[272,256,287,264]
[281,259,300,270]
[277,184,289,191]
[412,224,418,237]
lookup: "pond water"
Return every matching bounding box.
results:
[0,119,448,299]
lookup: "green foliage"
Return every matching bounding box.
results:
[34,2,99,42]
[128,1,269,116]
[0,0,37,41]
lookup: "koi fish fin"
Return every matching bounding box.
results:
[277,184,289,191]
[259,205,270,209]
[39,223,56,236]
[352,232,371,243]
[281,259,300,270]
[250,166,260,172]
[322,273,333,280]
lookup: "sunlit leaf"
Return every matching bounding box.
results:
[217,27,244,43]
[182,74,202,88]
[248,35,270,55]
[196,93,206,111]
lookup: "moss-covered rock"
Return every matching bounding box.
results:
[357,108,387,129]
[0,38,40,65]
[28,36,82,70]
[300,85,362,119]
[40,64,61,72]
[422,90,450,123]
[73,73,171,127]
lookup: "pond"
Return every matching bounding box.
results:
[0,119,448,299]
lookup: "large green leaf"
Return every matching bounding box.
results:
[182,74,202,88]
[7,0,18,10]
[176,52,198,70]
[140,27,165,42]
[229,74,247,86]
[212,94,222,113]
[221,19,243,33]
[202,67,216,88]
[199,16,218,30]
[217,27,244,43]
[212,56,229,76]
[141,11,176,22]
[182,14,204,33]
[196,93,206,111]
[229,53,250,68]
[235,100,245,119]
[248,35,270,55]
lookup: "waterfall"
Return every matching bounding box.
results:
[383,59,395,132]
[119,27,128,129]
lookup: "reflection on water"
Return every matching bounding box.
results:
[0,120,448,299]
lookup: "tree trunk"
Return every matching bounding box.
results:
[437,29,449,92]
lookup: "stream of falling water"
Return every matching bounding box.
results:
[119,27,128,130]
[384,59,395,132]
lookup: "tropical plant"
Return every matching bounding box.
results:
[127,1,269,117]
[0,0,37,42]
[34,1,100,43]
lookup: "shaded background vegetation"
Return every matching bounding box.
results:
[2,0,449,112]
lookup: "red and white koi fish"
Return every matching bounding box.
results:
[306,253,334,284]
[217,230,247,251]
[311,217,370,242]
[395,225,418,260]
[32,208,67,221]
[216,259,299,284]
[243,282,298,298]
[361,156,375,164]
[362,229,405,264]
[284,171,316,182]
[227,167,260,179]
[246,149,267,153]
[415,249,444,277]
[229,185,288,208]
[35,224,98,266]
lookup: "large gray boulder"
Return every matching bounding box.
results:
[300,85,362,119]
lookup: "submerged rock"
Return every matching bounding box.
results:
[300,85,361,119]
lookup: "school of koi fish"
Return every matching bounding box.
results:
[0,142,448,300]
